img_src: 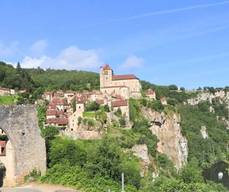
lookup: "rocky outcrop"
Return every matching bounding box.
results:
[131,144,150,177]
[142,108,188,169]
[61,130,101,140]
[200,126,208,139]
[187,90,228,105]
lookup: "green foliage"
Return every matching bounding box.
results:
[41,163,138,192]
[119,115,126,127]
[143,176,227,192]
[49,138,87,167]
[0,134,8,141]
[95,109,108,128]
[147,100,164,112]
[47,137,141,189]
[179,158,203,184]
[0,61,36,91]
[85,101,100,111]
[141,80,197,105]
[37,104,46,129]
[26,68,99,91]
[132,120,158,157]
[178,104,229,168]
[71,98,76,112]
[41,126,60,141]
[24,169,41,182]
[129,98,143,121]
[0,95,17,105]
[83,111,96,118]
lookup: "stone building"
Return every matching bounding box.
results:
[145,89,156,100]
[0,87,15,96]
[100,64,141,99]
[111,99,129,121]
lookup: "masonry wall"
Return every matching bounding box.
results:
[0,105,46,186]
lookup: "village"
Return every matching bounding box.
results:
[41,64,157,137]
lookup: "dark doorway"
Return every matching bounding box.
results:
[0,163,6,187]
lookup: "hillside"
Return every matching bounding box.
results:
[1,61,229,191]
[0,61,99,92]
[38,90,229,192]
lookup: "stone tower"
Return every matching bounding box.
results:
[100,64,113,89]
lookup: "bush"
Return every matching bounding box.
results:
[85,101,100,111]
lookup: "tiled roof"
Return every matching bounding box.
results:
[111,99,128,107]
[0,141,7,146]
[46,109,64,116]
[46,118,68,125]
[112,74,138,80]
[51,97,67,105]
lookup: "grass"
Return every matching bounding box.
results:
[0,95,17,105]
[83,111,95,118]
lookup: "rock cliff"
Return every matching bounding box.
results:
[142,108,188,169]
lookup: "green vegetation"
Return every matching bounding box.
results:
[26,67,99,91]
[0,61,99,104]
[0,95,17,105]
[2,61,228,191]
[178,102,229,168]
[83,111,96,118]
[41,136,140,192]
[0,62,36,91]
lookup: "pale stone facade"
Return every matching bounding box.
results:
[0,87,15,96]
[100,64,141,99]
[0,105,46,187]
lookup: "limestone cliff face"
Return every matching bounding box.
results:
[131,144,150,177]
[142,108,188,169]
[187,90,229,105]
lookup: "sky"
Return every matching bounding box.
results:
[0,0,229,88]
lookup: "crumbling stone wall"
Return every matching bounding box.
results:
[0,105,46,186]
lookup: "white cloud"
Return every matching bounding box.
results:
[21,46,103,70]
[30,39,48,56]
[121,55,144,69]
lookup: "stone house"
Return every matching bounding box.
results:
[42,92,54,102]
[100,64,141,99]
[145,89,156,100]
[46,97,68,127]
[0,87,15,96]
[111,99,129,121]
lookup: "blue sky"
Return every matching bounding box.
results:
[0,0,229,88]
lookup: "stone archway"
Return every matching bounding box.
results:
[0,105,46,186]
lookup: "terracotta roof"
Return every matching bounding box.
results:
[101,64,111,70]
[46,109,64,116]
[76,95,86,104]
[111,99,128,107]
[0,141,7,146]
[51,97,67,105]
[46,118,68,125]
[112,74,138,80]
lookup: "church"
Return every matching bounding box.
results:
[100,64,142,99]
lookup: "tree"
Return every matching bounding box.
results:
[95,109,107,131]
